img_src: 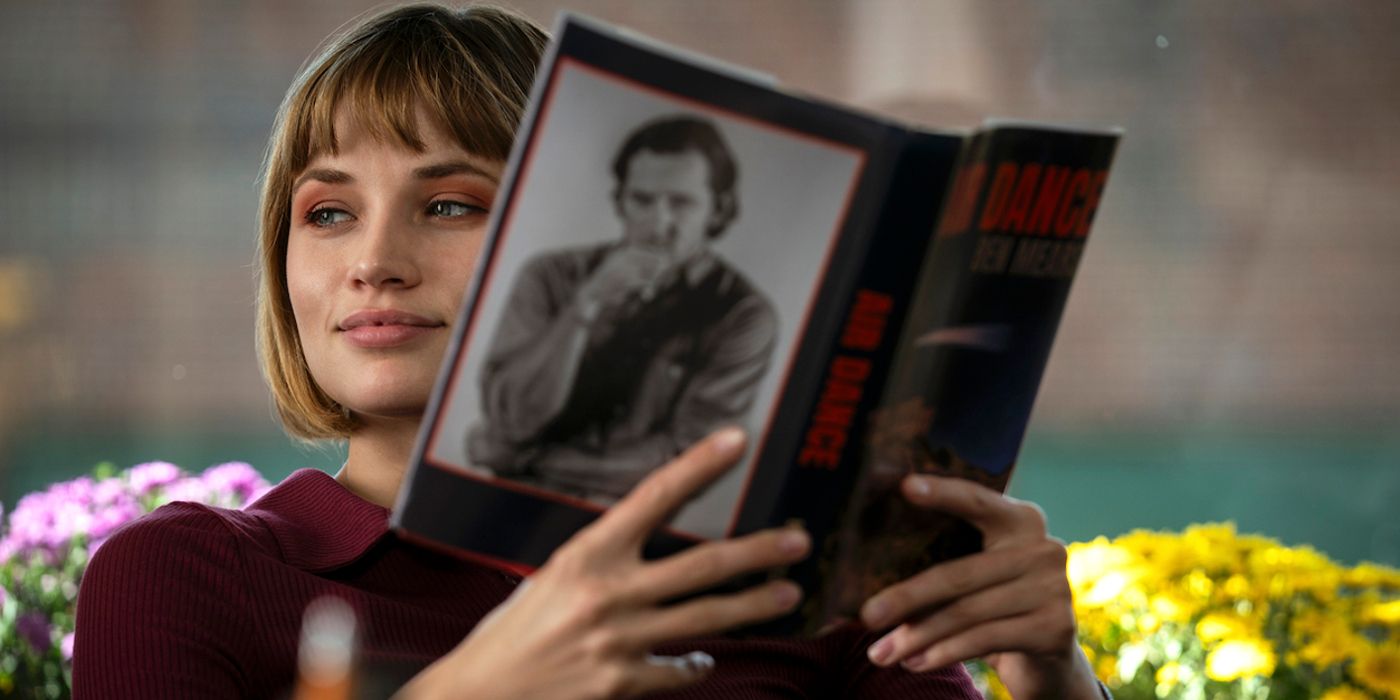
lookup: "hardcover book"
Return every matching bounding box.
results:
[391,13,1120,635]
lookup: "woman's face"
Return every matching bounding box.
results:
[286,108,500,423]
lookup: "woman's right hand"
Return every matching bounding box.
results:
[397,428,810,699]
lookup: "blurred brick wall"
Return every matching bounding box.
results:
[1,0,1397,461]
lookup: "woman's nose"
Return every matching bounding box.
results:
[348,219,420,289]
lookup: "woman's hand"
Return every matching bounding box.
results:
[859,475,1102,700]
[399,428,810,700]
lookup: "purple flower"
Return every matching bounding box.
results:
[92,476,128,504]
[90,498,143,542]
[18,611,52,654]
[159,477,212,505]
[3,488,72,562]
[202,462,271,505]
[127,461,184,495]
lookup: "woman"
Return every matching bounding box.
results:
[73,5,1104,698]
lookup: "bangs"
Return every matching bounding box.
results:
[283,6,538,171]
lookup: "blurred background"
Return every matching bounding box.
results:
[1,0,1397,565]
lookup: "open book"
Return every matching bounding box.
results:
[392,12,1120,635]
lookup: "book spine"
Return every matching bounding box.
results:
[746,129,966,636]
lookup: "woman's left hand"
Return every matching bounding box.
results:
[859,474,1102,700]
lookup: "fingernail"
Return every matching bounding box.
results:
[862,597,889,627]
[867,635,894,665]
[902,652,930,671]
[712,427,745,455]
[905,475,932,498]
[773,582,802,608]
[779,529,810,556]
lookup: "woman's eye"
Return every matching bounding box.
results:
[306,207,352,227]
[428,200,485,218]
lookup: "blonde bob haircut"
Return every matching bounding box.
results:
[256,4,548,440]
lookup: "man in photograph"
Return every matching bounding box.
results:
[467,115,777,503]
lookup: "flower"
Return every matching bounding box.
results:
[201,462,272,507]
[1196,611,1260,645]
[1154,661,1185,691]
[1292,608,1370,667]
[1205,638,1276,681]
[2,460,272,699]
[1352,643,1400,697]
[126,461,184,494]
[1053,523,1400,699]
[1318,686,1373,700]
[17,611,53,654]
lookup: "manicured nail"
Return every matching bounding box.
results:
[712,427,745,455]
[901,652,930,671]
[862,597,890,627]
[905,475,932,498]
[867,635,895,665]
[779,529,810,556]
[773,582,802,608]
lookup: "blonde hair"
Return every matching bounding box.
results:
[255,3,547,440]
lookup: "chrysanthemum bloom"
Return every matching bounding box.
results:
[1204,639,1276,682]
[1353,643,1400,698]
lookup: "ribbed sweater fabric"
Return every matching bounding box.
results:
[72,469,978,699]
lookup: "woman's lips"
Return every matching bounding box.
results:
[342,323,438,348]
[338,309,443,348]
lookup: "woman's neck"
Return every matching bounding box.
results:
[337,415,422,508]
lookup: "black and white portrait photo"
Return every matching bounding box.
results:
[467,115,777,504]
[427,60,865,538]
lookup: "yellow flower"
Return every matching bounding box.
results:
[1081,570,1137,607]
[1222,573,1253,600]
[1133,612,1161,634]
[1197,611,1259,645]
[1361,598,1400,626]
[1185,569,1214,598]
[1155,661,1185,690]
[1205,639,1276,681]
[1346,562,1400,590]
[1094,653,1118,683]
[1066,538,1137,601]
[1183,523,1247,573]
[980,667,1012,700]
[1292,609,1371,668]
[1353,643,1400,697]
[1149,591,1198,623]
[1061,526,1400,697]
[1318,685,1373,700]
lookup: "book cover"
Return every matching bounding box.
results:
[392,13,1120,636]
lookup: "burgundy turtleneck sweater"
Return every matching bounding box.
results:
[73,469,978,699]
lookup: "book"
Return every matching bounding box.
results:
[391,12,1120,636]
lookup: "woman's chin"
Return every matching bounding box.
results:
[340,391,432,427]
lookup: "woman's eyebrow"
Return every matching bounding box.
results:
[414,160,500,184]
[292,168,353,193]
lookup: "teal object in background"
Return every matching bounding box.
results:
[1011,427,1400,568]
[3,427,1396,567]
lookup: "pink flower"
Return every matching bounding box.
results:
[126,461,184,495]
[202,462,271,506]
[159,478,212,505]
